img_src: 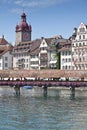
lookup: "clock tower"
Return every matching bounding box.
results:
[15,12,32,45]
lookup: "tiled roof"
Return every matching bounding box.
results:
[0,37,8,45]
[30,39,41,55]
[59,47,71,52]
[14,39,41,55]
[0,45,13,56]
[0,69,87,78]
[45,38,54,44]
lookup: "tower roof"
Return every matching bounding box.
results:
[16,12,32,32]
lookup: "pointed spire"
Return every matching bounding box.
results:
[21,11,26,22]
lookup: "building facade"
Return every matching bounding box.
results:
[72,22,87,70]
[58,39,72,70]
[0,36,13,70]
[13,12,63,70]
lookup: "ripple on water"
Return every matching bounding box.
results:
[0,86,87,130]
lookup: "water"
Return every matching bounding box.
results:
[0,86,87,130]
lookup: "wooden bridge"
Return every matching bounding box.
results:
[0,69,87,97]
[0,69,87,79]
[0,80,87,87]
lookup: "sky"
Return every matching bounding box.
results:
[0,0,87,45]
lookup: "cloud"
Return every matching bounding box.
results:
[1,0,70,14]
[14,0,70,8]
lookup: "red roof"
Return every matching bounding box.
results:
[0,45,13,56]
[0,37,8,45]
[16,12,32,32]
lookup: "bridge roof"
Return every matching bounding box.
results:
[0,70,87,79]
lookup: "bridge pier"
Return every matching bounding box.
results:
[70,86,75,99]
[14,85,20,95]
[42,85,48,97]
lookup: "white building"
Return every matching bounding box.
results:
[72,22,87,70]
[59,39,72,70]
[0,36,13,70]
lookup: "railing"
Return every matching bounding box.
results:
[0,80,87,87]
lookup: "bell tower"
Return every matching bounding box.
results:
[15,12,32,45]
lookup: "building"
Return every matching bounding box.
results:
[0,36,13,70]
[13,12,63,70]
[13,12,32,69]
[72,22,87,70]
[58,38,72,70]
[15,12,32,45]
[13,35,62,70]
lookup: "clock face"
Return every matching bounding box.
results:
[23,32,30,41]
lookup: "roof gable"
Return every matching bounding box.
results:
[0,37,8,45]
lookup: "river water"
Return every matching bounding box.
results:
[0,86,87,130]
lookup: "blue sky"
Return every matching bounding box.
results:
[0,0,87,44]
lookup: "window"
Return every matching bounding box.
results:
[26,59,28,62]
[5,63,8,67]
[69,51,71,55]
[83,42,85,46]
[79,43,81,46]
[5,57,8,61]
[79,28,85,32]
[79,35,81,39]
[65,65,67,69]
[62,52,64,55]
[83,35,85,39]
[79,57,81,62]
[76,43,78,46]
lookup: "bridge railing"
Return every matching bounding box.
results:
[0,80,87,87]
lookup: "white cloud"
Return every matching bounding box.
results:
[14,0,70,8]
[0,0,71,10]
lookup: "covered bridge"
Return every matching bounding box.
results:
[0,69,87,80]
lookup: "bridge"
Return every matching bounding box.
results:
[0,80,87,87]
[0,69,87,97]
[0,69,87,79]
